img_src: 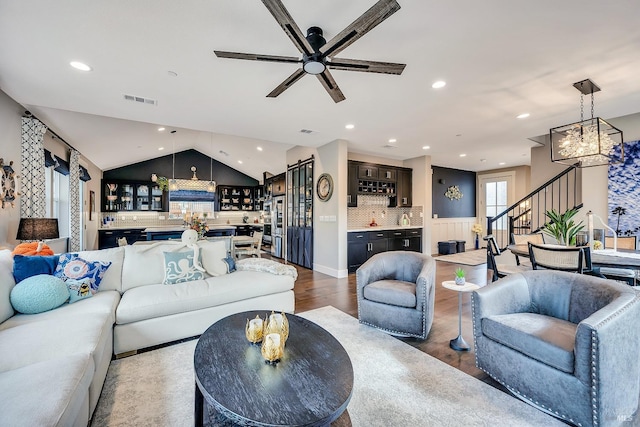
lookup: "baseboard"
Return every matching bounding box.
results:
[313,263,348,278]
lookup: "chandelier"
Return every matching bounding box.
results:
[550,79,624,168]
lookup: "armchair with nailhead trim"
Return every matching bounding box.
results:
[472,270,640,427]
[356,251,436,340]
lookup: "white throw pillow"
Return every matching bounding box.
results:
[199,240,229,277]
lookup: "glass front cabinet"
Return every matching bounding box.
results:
[102,179,166,212]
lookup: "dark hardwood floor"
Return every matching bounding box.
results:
[262,250,499,387]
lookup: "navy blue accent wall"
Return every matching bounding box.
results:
[104,149,259,187]
[432,166,476,218]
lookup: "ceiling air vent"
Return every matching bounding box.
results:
[299,129,314,134]
[123,94,157,106]
[382,144,397,149]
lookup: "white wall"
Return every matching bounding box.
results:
[0,90,26,247]
[404,155,432,254]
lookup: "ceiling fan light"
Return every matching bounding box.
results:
[303,61,326,75]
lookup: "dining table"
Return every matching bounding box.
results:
[507,244,640,270]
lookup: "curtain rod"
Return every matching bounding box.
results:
[23,111,78,152]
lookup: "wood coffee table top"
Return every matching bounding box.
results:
[194,311,353,427]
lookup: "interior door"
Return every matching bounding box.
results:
[478,172,515,249]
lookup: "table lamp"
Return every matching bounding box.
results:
[16,218,60,252]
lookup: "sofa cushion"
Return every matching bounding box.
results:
[12,254,58,282]
[116,270,294,324]
[363,280,417,308]
[10,274,69,314]
[163,251,205,284]
[0,354,94,427]
[0,312,112,372]
[482,312,577,373]
[200,240,228,276]
[75,246,124,293]
[54,254,112,293]
[0,290,120,331]
[0,249,16,323]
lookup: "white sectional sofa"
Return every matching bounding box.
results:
[0,239,296,427]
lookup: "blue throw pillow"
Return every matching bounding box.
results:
[13,254,58,283]
[10,274,69,314]
[163,251,205,285]
[223,252,236,273]
[54,253,111,294]
[66,278,94,304]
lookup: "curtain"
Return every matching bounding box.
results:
[20,117,47,218]
[69,149,81,251]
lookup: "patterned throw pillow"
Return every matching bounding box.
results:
[222,251,236,273]
[163,251,205,285]
[66,278,94,304]
[54,253,112,294]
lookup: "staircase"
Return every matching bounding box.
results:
[487,166,582,250]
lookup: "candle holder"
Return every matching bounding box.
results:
[261,332,284,365]
[245,315,265,344]
[264,311,289,345]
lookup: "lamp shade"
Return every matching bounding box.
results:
[16,218,60,241]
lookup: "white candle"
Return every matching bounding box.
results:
[265,333,281,347]
[269,313,284,328]
[249,317,263,333]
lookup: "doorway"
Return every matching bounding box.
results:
[478,172,515,247]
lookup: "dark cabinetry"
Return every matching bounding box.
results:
[348,228,422,273]
[99,229,146,249]
[102,180,166,212]
[347,161,411,207]
[266,173,286,197]
[218,186,256,211]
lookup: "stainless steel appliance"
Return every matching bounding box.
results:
[263,200,272,245]
[271,195,285,258]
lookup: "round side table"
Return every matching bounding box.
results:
[441,280,480,351]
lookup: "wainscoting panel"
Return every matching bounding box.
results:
[430,217,477,254]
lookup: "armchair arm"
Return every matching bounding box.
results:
[414,256,436,312]
[573,292,640,421]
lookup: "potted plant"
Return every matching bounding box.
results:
[541,207,584,246]
[454,268,466,285]
[155,176,169,192]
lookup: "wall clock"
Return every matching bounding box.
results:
[316,173,334,202]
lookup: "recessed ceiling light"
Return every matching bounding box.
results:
[432,80,446,89]
[158,127,165,131]
[257,146,263,151]
[499,162,506,165]
[238,160,243,164]
[388,138,397,143]
[345,124,355,130]
[422,145,430,150]
[516,113,530,119]
[459,154,467,157]
[158,147,164,151]
[70,61,92,71]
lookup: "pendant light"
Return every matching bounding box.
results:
[169,130,178,191]
[207,132,216,193]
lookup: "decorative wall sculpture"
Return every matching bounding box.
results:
[1,158,19,208]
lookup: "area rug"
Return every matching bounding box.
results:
[434,249,487,266]
[92,306,563,426]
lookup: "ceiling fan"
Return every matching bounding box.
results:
[214,0,406,103]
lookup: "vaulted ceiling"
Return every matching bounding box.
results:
[1,0,639,180]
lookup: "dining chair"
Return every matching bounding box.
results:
[484,235,531,282]
[510,233,544,266]
[527,242,585,273]
[605,236,637,250]
[235,231,263,258]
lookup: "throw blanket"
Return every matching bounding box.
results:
[236,258,298,279]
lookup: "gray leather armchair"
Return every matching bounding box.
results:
[356,251,436,339]
[472,270,640,427]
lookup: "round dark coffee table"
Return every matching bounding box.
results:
[194,311,353,427]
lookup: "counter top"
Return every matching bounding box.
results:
[100,223,263,232]
[348,225,423,233]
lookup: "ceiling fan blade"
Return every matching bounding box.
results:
[261,0,314,57]
[267,68,307,98]
[316,69,346,103]
[320,0,400,58]
[214,50,301,64]
[328,58,406,75]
